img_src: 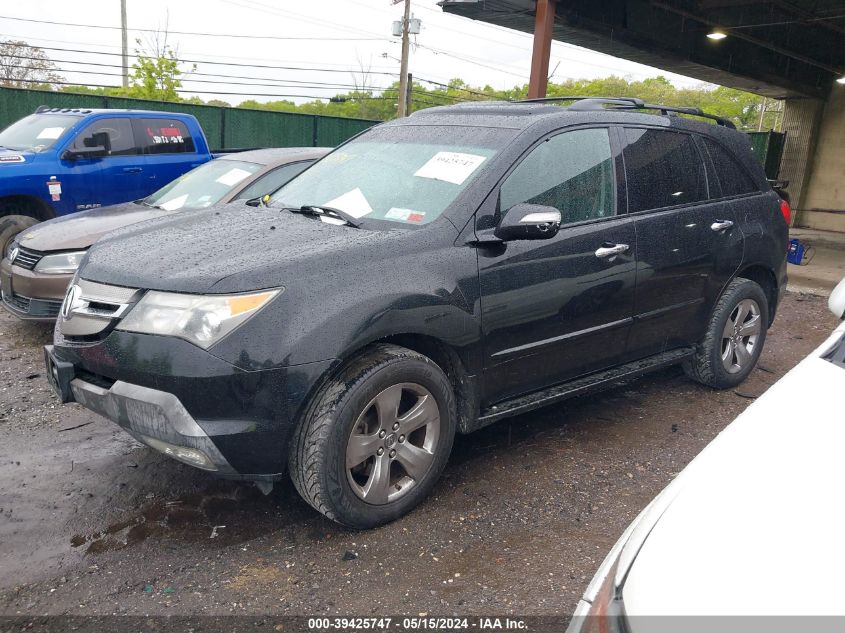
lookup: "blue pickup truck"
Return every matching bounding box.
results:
[0,106,213,251]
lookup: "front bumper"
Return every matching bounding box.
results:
[0,257,70,321]
[45,333,336,479]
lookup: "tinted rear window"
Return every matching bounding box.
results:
[623,128,707,212]
[700,137,758,197]
[135,118,195,154]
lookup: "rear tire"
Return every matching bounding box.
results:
[289,344,456,529]
[0,215,39,258]
[684,277,768,389]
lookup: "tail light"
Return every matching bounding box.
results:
[779,199,792,225]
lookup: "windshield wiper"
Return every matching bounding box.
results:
[288,205,362,228]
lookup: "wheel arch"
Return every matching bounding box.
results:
[301,332,480,437]
[735,264,779,326]
[0,194,55,221]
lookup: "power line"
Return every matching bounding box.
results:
[6,33,406,74]
[0,14,388,42]
[10,42,474,101]
[5,53,395,89]
[11,43,402,76]
[6,57,466,105]
[219,0,388,40]
[5,76,405,101]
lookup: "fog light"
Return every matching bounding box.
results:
[139,434,217,471]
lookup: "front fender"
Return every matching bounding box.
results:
[209,242,483,375]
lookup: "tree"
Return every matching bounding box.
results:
[127,22,195,101]
[0,40,62,89]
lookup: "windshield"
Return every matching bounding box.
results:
[269,125,514,226]
[0,114,79,153]
[144,159,262,211]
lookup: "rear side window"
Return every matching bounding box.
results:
[135,118,195,154]
[234,160,314,200]
[71,118,137,156]
[623,128,707,212]
[700,137,758,197]
[500,128,615,225]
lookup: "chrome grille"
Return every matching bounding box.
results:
[12,247,42,270]
[57,278,141,339]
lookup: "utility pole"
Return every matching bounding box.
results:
[120,0,129,88]
[405,72,413,115]
[396,0,411,118]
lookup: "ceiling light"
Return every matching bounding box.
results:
[837,76,845,85]
[707,30,728,40]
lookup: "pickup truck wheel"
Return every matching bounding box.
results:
[0,215,38,257]
[684,277,768,389]
[289,344,456,529]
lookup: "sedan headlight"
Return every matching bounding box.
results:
[34,251,87,274]
[115,288,281,349]
[5,239,19,260]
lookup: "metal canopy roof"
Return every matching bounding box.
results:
[440,0,845,99]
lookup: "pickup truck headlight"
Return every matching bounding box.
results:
[116,289,281,349]
[34,251,87,274]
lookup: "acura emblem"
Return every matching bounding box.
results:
[61,284,86,320]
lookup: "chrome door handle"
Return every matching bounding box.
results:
[122,167,143,173]
[595,243,630,259]
[710,220,734,232]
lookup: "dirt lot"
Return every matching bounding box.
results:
[0,291,838,617]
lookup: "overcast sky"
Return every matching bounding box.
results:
[0,0,708,104]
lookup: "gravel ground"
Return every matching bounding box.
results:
[0,290,838,617]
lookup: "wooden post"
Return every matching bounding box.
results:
[527,0,556,99]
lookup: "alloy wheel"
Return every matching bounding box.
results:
[346,382,440,505]
[720,298,762,374]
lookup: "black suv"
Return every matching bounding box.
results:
[45,98,788,528]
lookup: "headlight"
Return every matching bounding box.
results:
[115,288,281,349]
[4,239,18,260]
[34,251,87,274]
[566,480,686,633]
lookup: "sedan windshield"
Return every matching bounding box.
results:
[270,125,514,226]
[144,159,262,211]
[0,114,79,152]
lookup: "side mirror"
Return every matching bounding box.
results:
[830,277,845,320]
[61,147,107,161]
[494,203,561,241]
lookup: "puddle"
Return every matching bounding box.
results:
[69,483,290,555]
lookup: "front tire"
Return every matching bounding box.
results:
[0,215,39,258]
[289,344,456,529]
[684,277,768,388]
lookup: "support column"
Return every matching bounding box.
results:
[779,97,823,226]
[799,89,845,231]
[527,0,556,99]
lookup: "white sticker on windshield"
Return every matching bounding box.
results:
[385,208,425,223]
[159,194,189,211]
[36,127,65,140]
[323,188,373,218]
[215,167,252,188]
[414,151,486,186]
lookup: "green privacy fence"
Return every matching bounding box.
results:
[747,130,787,179]
[0,86,379,149]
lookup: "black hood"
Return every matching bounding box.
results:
[80,203,406,294]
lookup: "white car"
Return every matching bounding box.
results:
[569,279,845,632]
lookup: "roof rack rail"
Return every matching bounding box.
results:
[517,96,736,129]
